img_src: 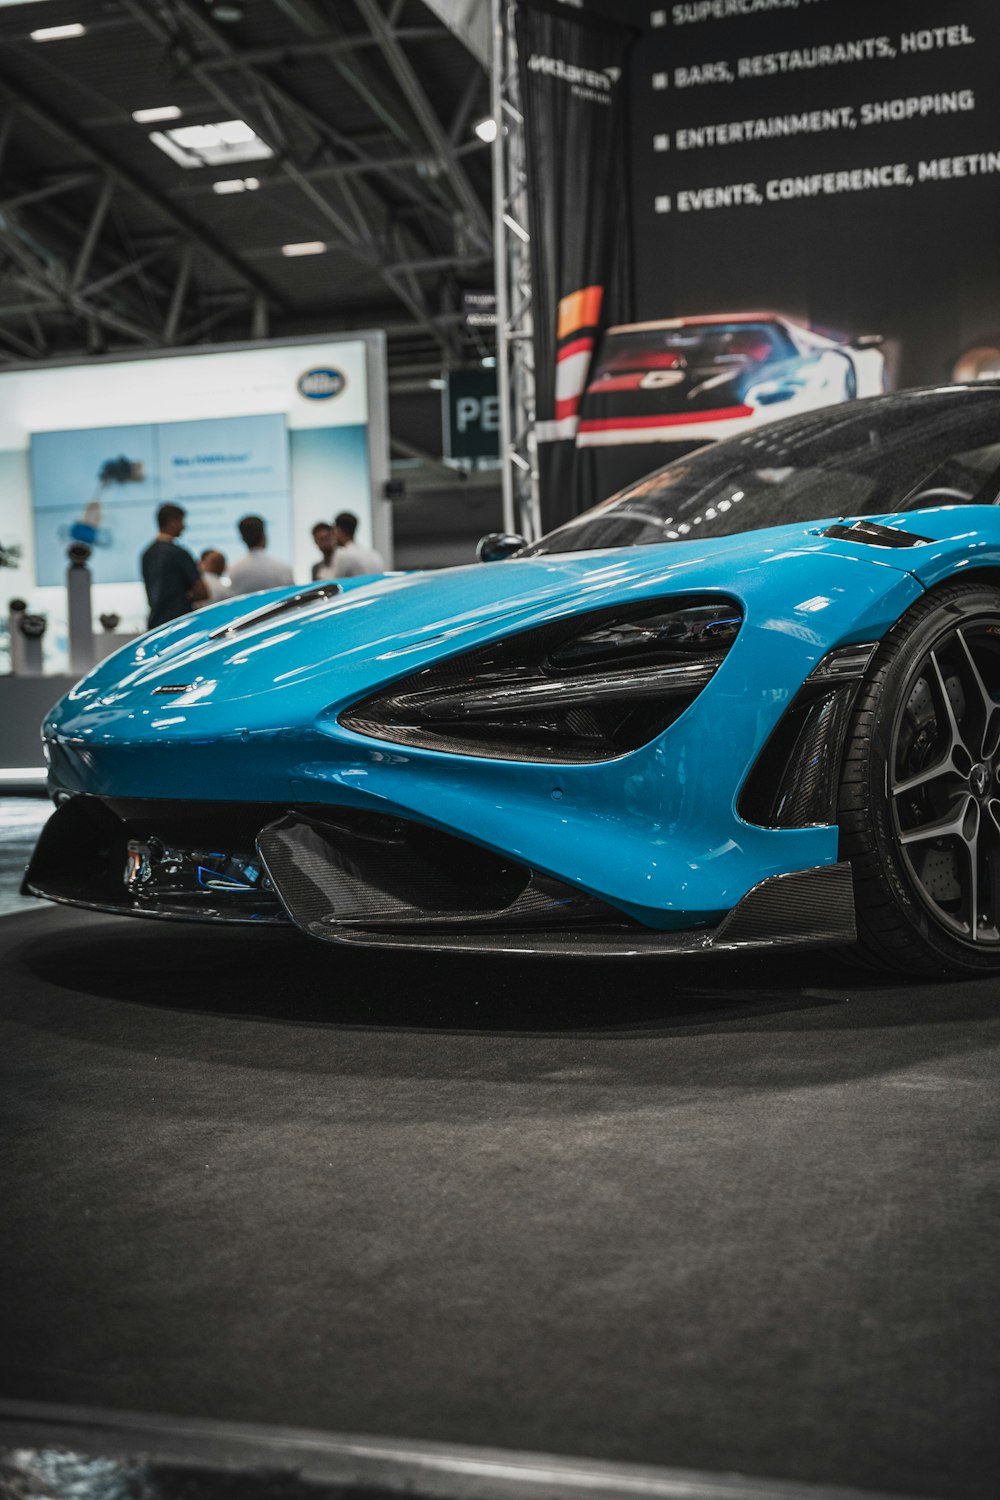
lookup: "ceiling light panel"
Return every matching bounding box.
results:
[212,178,260,194]
[132,105,181,124]
[148,119,273,169]
[30,22,85,40]
[281,241,327,257]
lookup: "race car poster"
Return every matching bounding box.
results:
[577,0,1000,500]
[514,0,636,528]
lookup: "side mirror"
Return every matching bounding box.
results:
[477,532,527,563]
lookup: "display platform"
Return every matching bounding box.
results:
[0,675,74,780]
[1,905,997,1500]
[0,1400,918,1500]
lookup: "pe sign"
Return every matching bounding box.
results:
[444,370,500,462]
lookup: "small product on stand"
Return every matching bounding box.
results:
[66,526,97,678]
[7,598,27,675]
[17,607,46,676]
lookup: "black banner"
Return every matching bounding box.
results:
[515,0,636,530]
[580,0,1000,500]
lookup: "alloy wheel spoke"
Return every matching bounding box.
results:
[975,799,1000,936]
[954,629,1000,758]
[988,798,1000,842]
[957,796,981,941]
[892,755,964,798]
[984,707,1000,761]
[928,649,974,763]
[899,792,977,847]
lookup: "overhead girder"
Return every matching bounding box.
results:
[0,66,279,356]
[0,0,492,371]
[123,0,464,359]
[271,0,490,256]
[0,181,171,349]
[1,190,176,322]
[0,216,161,347]
[352,0,492,251]
[0,170,251,355]
[196,25,444,72]
[169,139,487,201]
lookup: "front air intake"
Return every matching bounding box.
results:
[738,642,878,829]
[340,596,742,763]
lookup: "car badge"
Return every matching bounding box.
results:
[152,683,199,695]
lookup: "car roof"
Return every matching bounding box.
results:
[605,312,795,334]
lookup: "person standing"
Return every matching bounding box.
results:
[328,511,385,578]
[227,514,294,596]
[140,503,206,629]
[198,548,231,606]
[310,521,336,580]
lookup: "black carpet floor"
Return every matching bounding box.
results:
[1,906,998,1500]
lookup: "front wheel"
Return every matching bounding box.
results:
[839,582,1000,976]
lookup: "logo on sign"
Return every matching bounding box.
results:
[298,367,346,400]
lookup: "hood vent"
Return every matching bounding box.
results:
[822,519,931,549]
[209,582,340,640]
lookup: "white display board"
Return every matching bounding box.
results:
[0,332,389,670]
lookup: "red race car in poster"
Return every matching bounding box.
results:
[577,312,886,449]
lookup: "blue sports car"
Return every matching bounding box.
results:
[24,384,1000,977]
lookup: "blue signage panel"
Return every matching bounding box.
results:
[31,413,291,586]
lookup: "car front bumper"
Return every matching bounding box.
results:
[24,795,857,958]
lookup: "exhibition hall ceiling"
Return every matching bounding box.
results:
[0,0,494,376]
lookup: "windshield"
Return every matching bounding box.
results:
[525,387,1000,556]
[593,320,795,376]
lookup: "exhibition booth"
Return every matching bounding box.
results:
[0,332,389,772]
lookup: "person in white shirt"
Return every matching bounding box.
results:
[326,511,385,579]
[227,515,295,596]
[197,548,231,606]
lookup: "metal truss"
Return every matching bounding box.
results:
[491,0,540,540]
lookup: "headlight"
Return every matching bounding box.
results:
[340,597,741,763]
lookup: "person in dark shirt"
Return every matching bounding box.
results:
[141,503,206,629]
[310,520,335,580]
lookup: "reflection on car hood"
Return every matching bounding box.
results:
[52,512,944,733]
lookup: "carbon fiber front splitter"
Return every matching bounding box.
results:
[255,812,856,958]
[24,796,857,959]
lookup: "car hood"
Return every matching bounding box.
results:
[47,505,984,744]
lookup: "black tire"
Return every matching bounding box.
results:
[839,580,1000,977]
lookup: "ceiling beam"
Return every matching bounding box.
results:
[124,0,461,359]
[0,172,95,215]
[130,0,448,240]
[169,139,487,200]
[0,61,280,310]
[351,0,491,252]
[70,176,115,291]
[197,25,442,71]
[269,0,482,245]
[0,225,161,346]
[163,244,193,344]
